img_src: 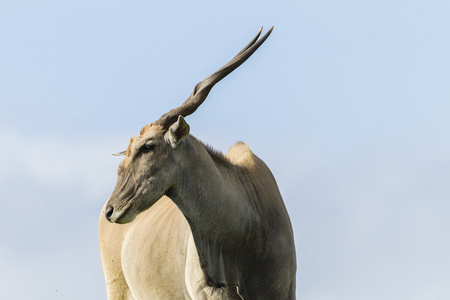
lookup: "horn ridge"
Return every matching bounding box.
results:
[155,27,274,129]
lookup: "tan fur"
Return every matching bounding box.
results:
[225,142,256,169]
[139,123,155,136]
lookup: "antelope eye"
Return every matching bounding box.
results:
[142,144,156,153]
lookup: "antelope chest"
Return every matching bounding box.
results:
[120,197,195,299]
[102,197,239,299]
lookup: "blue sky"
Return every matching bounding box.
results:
[1,1,449,299]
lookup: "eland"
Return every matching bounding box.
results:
[99,27,296,299]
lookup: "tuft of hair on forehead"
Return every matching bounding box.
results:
[118,123,166,175]
[123,123,156,158]
[139,123,165,136]
[140,124,153,136]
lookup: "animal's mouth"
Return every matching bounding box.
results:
[106,188,138,224]
[106,170,140,224]
[108,201,134,224]
[107,180,170,224]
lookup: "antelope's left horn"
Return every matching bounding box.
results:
[155,27,274,129]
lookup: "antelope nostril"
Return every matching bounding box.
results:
[105,205,114,221]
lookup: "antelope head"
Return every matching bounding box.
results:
[105,27,273,224]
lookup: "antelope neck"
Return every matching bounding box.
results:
[166,136,261,289]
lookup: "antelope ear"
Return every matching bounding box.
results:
[167,115,190,148]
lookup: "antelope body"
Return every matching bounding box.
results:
[99,28,296,299]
